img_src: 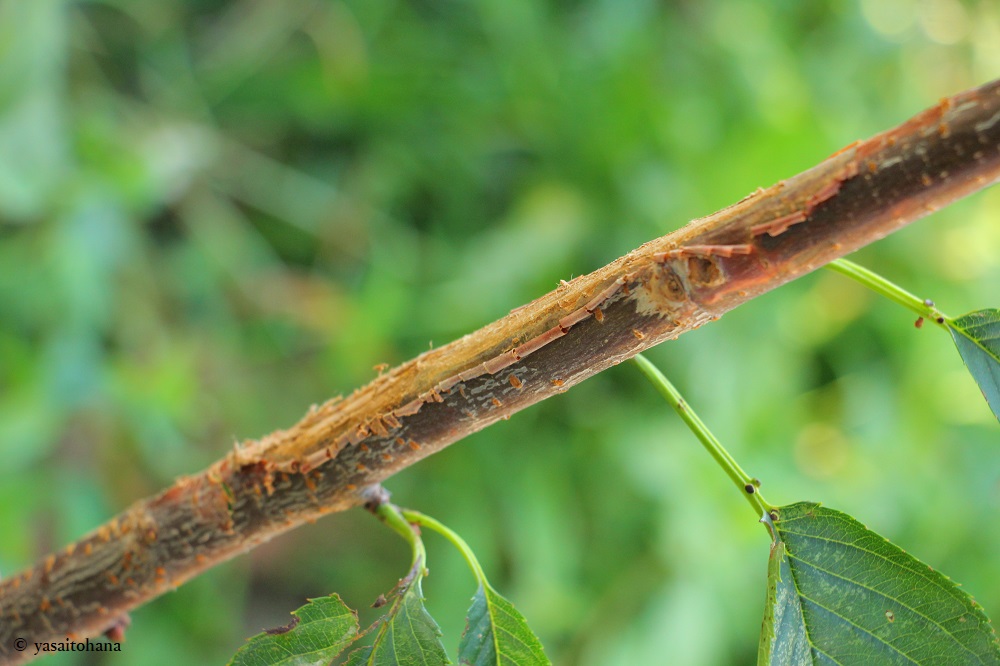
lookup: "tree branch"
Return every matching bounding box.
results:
[3,78,1000,664]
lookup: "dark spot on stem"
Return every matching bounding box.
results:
[744,484,755,494]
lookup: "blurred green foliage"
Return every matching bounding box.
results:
[2,1,999,664]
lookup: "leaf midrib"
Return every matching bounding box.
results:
[782,538,982,663]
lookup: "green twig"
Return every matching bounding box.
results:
[632,354,772,518]
[375,502,426,569]
[402,509,490,586]
[827,258,952,329]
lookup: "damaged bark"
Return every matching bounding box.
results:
[2,78,1000,664]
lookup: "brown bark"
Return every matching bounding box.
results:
[3,79,1000,664]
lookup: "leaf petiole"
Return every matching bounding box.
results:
[375,501,426,570]
[827,259,1000,422]
[826,258,951,328]
[401,509,552,665]
[632,353,772,519]
[402,509,489,586]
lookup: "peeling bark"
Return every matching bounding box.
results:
[2,78,1000,664]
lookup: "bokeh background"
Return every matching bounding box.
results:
[2,1,999,664]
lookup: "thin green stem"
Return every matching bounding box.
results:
[375,502,426,569]
[632,354,772,518]
[402,509,490,587]
[827,258,952,329]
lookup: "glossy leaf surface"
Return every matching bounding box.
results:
[949,309,1000,422]
[229,594,358,666]
[345,566,449,666]
[458,583,550,666]
[759,502,1000,665]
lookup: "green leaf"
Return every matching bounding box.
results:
[759,541,811,664]
[228,594,359,666]
[344,564,450,666]
[949,308,1000,423]
[458,583,550,666]
[759,502,1000,665]
[394,508,549,666]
